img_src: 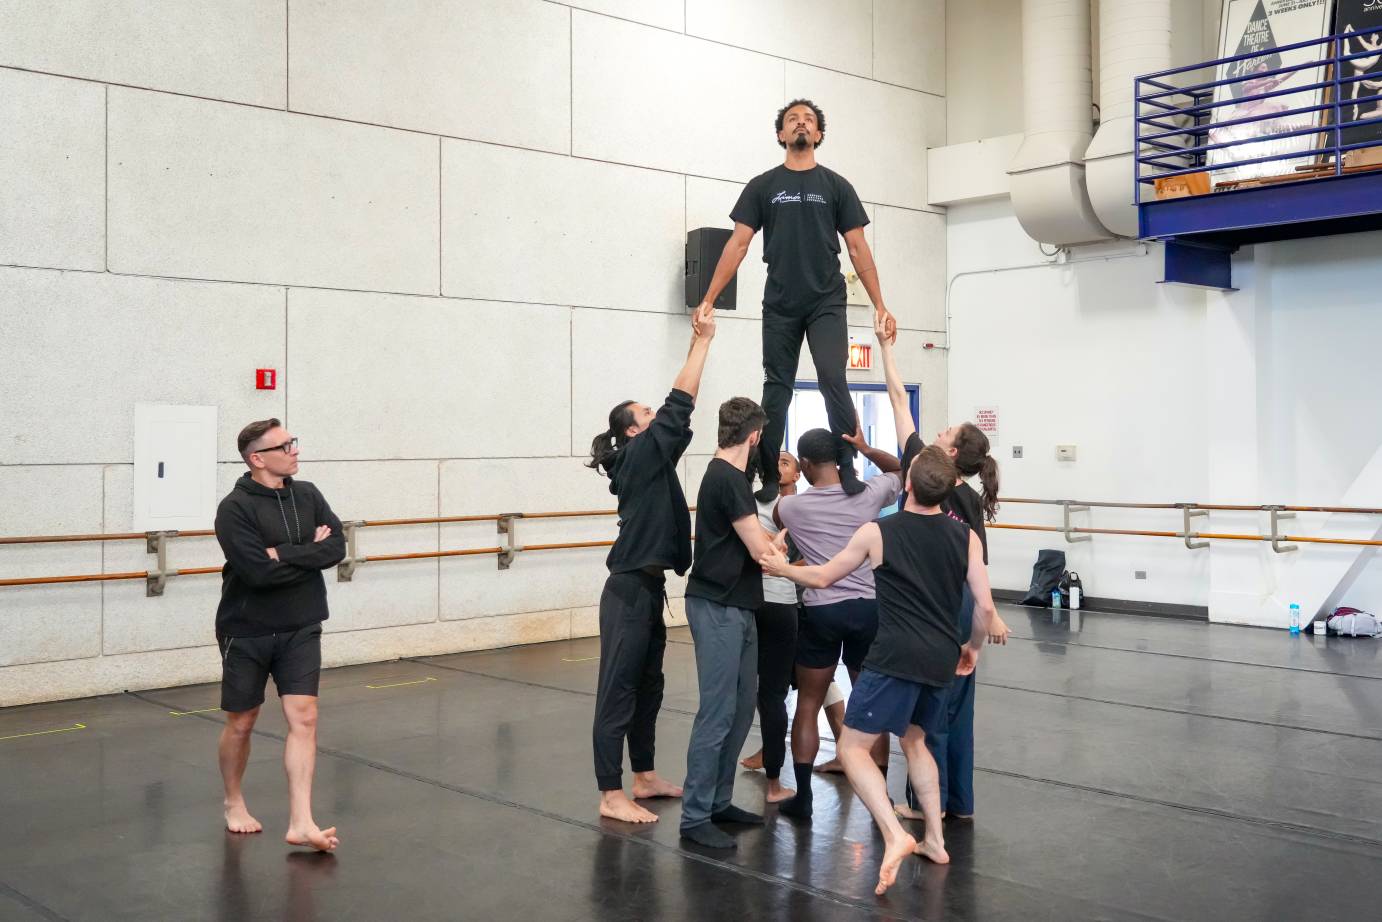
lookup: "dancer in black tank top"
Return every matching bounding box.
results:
[760,446,998,896]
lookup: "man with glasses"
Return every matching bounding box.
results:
[213,418,345,852]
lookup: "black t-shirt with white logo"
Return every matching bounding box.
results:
[687,458,764,611]
[730,164,870,313]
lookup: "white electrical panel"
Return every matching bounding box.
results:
[133,404,218,532]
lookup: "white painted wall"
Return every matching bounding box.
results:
[947,200,1382,626]
[0,1,947,705]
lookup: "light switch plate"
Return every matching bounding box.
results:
[1012,445,1023,459]
[1056,444,1077,462]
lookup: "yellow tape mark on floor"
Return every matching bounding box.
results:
[169,707,221,717]
[561,655,600,663]
[0,722,87,742]
[365,677,438,690]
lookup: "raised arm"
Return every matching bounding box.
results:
[695,223,755,315]
[760,522,882,589]
[874,311,916,449]
[672,304,717,400]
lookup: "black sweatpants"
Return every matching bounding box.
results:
[592,569,668,791]
[754,601,799,780]
[758,299,858,478]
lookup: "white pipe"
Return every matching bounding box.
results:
[1009,0,1113,246]
[1085,0,1174,238]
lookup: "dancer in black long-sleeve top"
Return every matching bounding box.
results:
[588,304,718,823]
[214,418,345,853]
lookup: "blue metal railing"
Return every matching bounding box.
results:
[1134,25,1382,205]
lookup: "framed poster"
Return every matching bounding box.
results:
[1335,1,1382,152]
[1208,0,1334,184]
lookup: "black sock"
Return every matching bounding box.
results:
[778,763,814,818]
[754,478,780,503]
[712,805,764,825]
[680,821,736,849]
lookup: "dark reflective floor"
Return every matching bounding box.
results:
[3,605,1381,921]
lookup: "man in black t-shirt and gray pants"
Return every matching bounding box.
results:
[694,98,898,503]
[214,419,345,853]
[761,446,998,895]
[680,397,784,850]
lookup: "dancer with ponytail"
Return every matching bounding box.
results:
[870,316,1009,825]
[588,305,717,823]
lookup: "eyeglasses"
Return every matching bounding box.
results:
[255,437,299,455]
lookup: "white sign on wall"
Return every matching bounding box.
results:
[133,404,218,532]
[973,406,999,445]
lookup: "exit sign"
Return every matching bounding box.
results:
[847,342,872,370]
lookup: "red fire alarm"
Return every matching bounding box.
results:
[256,369,277,390]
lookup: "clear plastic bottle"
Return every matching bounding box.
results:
[1289,603,1301,635]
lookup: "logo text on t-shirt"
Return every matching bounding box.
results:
[770,190,802,205]
[806,193,827,204]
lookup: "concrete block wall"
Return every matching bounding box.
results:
[0,0,947,706]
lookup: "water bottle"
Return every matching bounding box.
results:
[1289,603,1301,635]
[1051,589,1062,610]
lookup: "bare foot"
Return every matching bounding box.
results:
[875,832,918,896]
[224,802,262,834]
[599,790,658,823]
[815,757,844,774]
[913,837,950,865]
[285,825,340,853]
[631,772,683,799]
[893,803,924,821]
[740,750,764,771]
[765,779,796,803]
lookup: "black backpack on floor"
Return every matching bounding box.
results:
[1020,549,1067,607]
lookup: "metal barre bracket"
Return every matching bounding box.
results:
[337,521,366,582]
[497,514,524,570]
[145,530,179,597]
[1063,503,1092,543]
[1182,505,1209,549]
[1268,508,1298,554]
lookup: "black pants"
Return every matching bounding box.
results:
[754,601,798,780]
[758,299,857,477]
[592,570,668,791]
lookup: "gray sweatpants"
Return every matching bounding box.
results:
[681,595,758,830]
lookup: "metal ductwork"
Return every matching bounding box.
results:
[1009,0,1112,246]
[1085,0,1174,238]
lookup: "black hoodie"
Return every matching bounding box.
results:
[214,473,346,638]
[604,388,695,576]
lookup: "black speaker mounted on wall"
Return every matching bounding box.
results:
[685,227,736,310]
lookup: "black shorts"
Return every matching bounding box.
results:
[795,597,879,672]
[218,623,323,712]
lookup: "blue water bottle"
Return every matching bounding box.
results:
[1289,603,1301,635]
[1051,589,1062,610]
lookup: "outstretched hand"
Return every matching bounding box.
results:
[692,302,717,341]
[873,309,897,346]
